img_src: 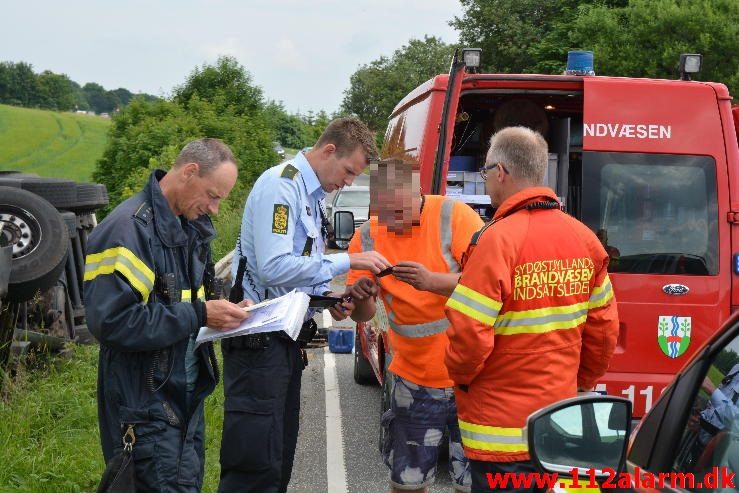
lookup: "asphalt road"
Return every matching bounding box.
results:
[286,268,456,493]
[286,347,457,493]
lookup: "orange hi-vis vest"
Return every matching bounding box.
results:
[348,195,483,388]
[444,187,619,462]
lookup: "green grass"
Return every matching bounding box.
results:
[0,104,110,182]
[0,344,227,493]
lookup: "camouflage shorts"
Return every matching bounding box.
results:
[381,373,471,491]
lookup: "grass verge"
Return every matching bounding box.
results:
[0,344,227,493]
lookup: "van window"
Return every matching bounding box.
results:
[581,153,718,275]
[382,94,432,165]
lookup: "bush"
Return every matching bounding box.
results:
[93,57,279,258]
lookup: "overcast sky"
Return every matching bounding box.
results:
[3,0,461,114]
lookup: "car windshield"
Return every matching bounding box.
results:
[335,190,369,207]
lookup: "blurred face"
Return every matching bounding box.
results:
[373,165,421,235]
[319,146,368,192]
[177,161,238,220]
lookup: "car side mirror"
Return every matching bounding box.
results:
[526,396,631,480]
[334,211,355,242]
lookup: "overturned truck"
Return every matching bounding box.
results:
[0,172,108,369]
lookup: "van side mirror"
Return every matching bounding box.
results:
[526,396,631,480]
[334,211,355,242]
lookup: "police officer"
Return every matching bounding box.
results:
[219,118,391,493]
[84,138,250,492]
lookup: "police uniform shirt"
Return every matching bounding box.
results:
[233,152,349,316]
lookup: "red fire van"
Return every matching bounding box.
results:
[353,51,739,422]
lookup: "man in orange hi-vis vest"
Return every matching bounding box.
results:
[444,126,619,493]
[348,159,483,493]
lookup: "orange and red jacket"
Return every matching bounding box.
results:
[348,195,483,388]
[444,187,619,462]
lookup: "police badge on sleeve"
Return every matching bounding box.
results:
[273,204,289,234]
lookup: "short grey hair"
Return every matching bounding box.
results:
[173,138,236,176]
[486,126,548,185]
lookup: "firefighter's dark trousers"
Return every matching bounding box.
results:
[218,333,303,493]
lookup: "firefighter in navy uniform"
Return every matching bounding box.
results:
[220,118,391,493]
[84,139,249,492]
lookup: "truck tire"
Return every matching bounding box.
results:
[71,183,108,212]
[353,327,376,385]
[61,212,79,239]
[12,177,79,210]
[0,186,69,302]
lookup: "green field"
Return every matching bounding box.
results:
[0,104,110,182]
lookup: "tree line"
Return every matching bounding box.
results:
[341,0,739,135]
[0,61,158,113]
[94,56,337,258]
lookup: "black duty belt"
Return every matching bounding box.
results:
[222,333,272,350]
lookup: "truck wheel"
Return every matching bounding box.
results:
[353,327,376,385]
[0,186,69,302]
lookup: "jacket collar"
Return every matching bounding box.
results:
[144,170,216,247]
[294,152,326,200]
[493,187,560,221]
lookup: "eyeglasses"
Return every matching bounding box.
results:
[480,162,509,180]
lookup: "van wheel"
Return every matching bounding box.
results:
[353,328,376,385]
[0,186,69,302]
[378,356,393,453]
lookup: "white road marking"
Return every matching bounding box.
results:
[324,347,348,493]
[321,309,332,329]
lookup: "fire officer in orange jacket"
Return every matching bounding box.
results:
[349,158,483,493]
[444,126,619,493]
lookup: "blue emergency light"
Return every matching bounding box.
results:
[733,253,739,275]
[565,50,595,76]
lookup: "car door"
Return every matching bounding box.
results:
[626,312,739,492]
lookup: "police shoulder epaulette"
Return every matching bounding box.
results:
[133,201,153,224]
[280,163,300,180]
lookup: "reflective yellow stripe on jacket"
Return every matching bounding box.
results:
[446,284,502,326]
[84,247,155,302]
[589,275,613,309]
[494,302,589,336]
[458,419,528,453]
[181,286,206,302]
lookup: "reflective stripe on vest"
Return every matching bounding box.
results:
[359,220,374,252]
[440,198,459,273]
[458,419,528,453]
[388,317,449,338]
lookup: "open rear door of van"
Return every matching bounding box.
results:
[581,77,731,417]
[430,57,465,195]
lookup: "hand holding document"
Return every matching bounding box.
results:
[195,290,310,348]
